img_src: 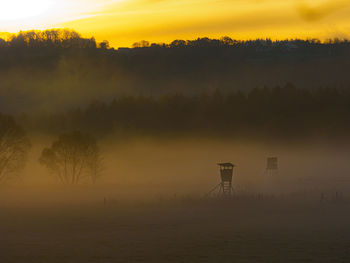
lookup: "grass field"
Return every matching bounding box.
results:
[1,194,350,263]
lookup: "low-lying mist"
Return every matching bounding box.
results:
[2,30,350,206]
[3,135,350,206]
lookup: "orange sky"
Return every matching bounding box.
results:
[1,0,350,47]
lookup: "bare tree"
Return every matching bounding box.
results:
[39,131,102,185]
[0,114,31,184]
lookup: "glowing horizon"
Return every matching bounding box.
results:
[1,0,350,47]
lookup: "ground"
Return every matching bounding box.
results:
[1,195,350,263]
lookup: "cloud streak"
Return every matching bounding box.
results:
[297,0,350,21]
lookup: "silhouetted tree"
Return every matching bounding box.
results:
[220,36,234,46]
[99,40,109,49]
[132,40,150,48]
[39,131,102,185]
[0,114,31,183]
[170,40,186,48]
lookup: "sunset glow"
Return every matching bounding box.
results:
[0,0,54,21]
[1,0,350,46]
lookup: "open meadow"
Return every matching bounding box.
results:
[1,192,350,263]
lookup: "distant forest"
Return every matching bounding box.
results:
[1,29,350,114]
[1,30,350,139]
[19,84,350,139]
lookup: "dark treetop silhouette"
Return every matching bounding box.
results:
[1,29,350,113]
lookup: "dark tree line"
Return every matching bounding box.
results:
[19,84,350,139]
[0,29,100,50]
[2,30,347,51]
[2,29,350,72]
[0,29,104,70]
[2,29,350,113]
[132,37,349,51]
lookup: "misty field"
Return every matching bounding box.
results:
[2,135,350,262]
[4,8,350,263]
[1,195,350,263]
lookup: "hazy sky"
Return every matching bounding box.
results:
[1,0,350,47]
